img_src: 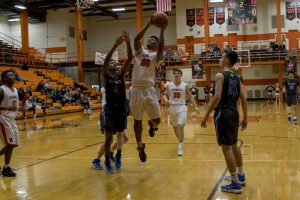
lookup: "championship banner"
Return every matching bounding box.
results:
[216,7,225,25]
[192,60,203,79]
[156,62,166,81]
[297,2,300,19]
[286,2,296,21]
[196,8,204,27]
[228,0,257,25]
[285,56,297,74]
[186,9,195,27]
[209,7,215,25]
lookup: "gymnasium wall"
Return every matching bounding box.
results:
[0,15,10,36]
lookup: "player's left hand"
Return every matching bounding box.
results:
[122,30,130,43]
[240,119,247,131]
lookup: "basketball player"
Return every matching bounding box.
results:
[163,69,199,156]
[190,85,199,104]
[0,70,19,177]
[91,86,129,171]
[266,84,275,104]
[129,18,168,162]
[283,71,299,125]
[201,50,248,194]
[97,30,132,173]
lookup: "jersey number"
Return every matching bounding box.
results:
[173,92,181,98]
[140,58,151,67]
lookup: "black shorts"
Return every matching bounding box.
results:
[286,94,297,106]
[102,104,127,133]
[214,108,239,146]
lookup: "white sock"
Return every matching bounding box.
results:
[231,172,239,183]
[237,167,244,175]
[178,142,183,149]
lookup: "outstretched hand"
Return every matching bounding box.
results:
[114,35,124,46]
[122,30,130,43]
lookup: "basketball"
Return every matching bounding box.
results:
[151,12,168,27]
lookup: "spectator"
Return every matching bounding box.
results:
[36,80,45,94]
[81,93,90,114]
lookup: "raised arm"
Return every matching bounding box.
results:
[134,21,151,52]
[121,30,133,76]
[156,21,168,62]
[103,35,124,76]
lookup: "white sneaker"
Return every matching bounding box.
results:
[178,147,183,156]
[178,143,183,156]
[87,109,91,114]
[84,109,87,114]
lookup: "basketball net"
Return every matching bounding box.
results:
[76,0,94,10]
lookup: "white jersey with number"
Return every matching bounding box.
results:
[167,82,187,105]
[0,85,19,118]
[132,45,162,88]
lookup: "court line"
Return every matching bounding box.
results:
[14,142,100,170]
[206,139,244,200]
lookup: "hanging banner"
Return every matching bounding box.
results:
[186,9,195,27]
[209,7,215,25]
[285,56,297,74]
[297,2,300,19]
[216,7,225,25]
[192,60,203,79]
[228,0,257,25]
[286,2,296,21]
[196,8,204,27]
[156,62,166,81]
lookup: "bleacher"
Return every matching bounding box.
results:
[0,66,102,119]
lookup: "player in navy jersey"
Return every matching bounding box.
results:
[283,71,299,125]
[98,30,132,173]
[201,50,248,194]
[0,70,20,177]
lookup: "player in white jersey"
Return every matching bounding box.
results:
[0,70,19,177]
[129,18,168,162]
[163,69,199,156]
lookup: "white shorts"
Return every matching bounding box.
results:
[168,105,187,126]
[129,87,161,120]
[0,116,19,145]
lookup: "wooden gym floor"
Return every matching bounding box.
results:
[0,101,300,200]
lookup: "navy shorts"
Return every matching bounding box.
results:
[102,104,127,133]
[214,108,239,146]
[286,94,297,106]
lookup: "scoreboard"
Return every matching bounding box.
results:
[228,0,257,25]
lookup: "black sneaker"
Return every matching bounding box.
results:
[137,143,147,162]
[2,166,16,177]
[148,120,158,137]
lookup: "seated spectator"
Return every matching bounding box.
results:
[81,93,91,114]
[62,91,72,106]
[37,80,46,94]
[18,87,25,101]
[44,81,53,92]
[26,85,33,97]
[23,96,37,119]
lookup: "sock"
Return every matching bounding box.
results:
[116,150,121,156]
[237,167,244,176]
[288,115,291,122]
[3,164,9,169]
[294,117,297,121]
[178,142,183,149]
[231,172,239,183]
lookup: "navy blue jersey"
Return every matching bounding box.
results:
[284,79,298,96]
[217,71,240,110]
[105,73,126,107]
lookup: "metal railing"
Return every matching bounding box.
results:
[0,32,22,49]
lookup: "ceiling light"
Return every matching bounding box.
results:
[112,8,125,12]
[8,18,20,22]
[92,0,99,2]
[209,0,224,2]
[14,5,27,10]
